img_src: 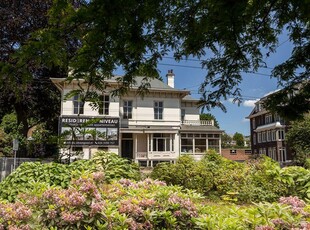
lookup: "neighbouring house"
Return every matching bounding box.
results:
[246,96,293,163]
[221,149,252,162]
[51,70,222,166]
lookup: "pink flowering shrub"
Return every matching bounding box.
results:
[279,196,310,218]
[1,172,310,230]
[0,202,32,230]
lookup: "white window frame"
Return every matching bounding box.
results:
[73,94,84,115]
[123,100,133,119]
[265,114,272,124]
[262,132,266,142]
[151,133,173,152]
[99,95,109,115]
[277,129,285,140]
[154,101,163,120]
[279,148,287,162]
[271,130,276,141]
[258,132,262,143]
[267,130,271,142]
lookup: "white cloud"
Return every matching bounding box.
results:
[243,99,258,107]
[227,98,235,103]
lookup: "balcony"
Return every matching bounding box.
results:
[254,121,285,132]
[181,120,214,126]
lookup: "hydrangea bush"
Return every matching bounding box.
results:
[0,151,140,202]
[0,172,309,230]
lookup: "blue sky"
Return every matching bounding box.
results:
[156,37,293,136]
[115,36,293,136]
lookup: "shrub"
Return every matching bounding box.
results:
[150,154,214,194]
[151,153,310,203]
[0,162,71,202]
[1,172,310,230]
[0,151,140,202]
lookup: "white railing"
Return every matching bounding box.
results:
[136,151,177,160]
[181,120,214,126]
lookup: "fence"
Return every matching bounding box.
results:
[0,157,53,181]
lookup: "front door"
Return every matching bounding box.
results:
[121,139,133,160]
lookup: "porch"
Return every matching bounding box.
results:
[120,130,179,166]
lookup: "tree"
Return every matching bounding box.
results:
[221,132,233,148]
[18,0,309,118]
[0,0,53,134]
[286,115,310,166]
[233,132,244,147]
[0,0,83,156]
[200,113,220,128]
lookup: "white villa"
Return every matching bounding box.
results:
[51,70,222,166]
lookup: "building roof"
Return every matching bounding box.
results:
[51,76,190,97]
[180,125,222,132]
[182,95,199,102]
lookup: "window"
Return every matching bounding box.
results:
[274,114,284,123]
[181,133,219,154]
[278,129,285,140]
[208,139,219,153]
[265,114,272,124]
[181,109,185,121]
[272,147,277,161]
[258,132,262,143]
[195,139,207,153]
[152,134,172,152]
[271,130,276,141]
[253,133,256,145]
[181,138,193,153]
[274,114,280,122]
[99,95,109,115]
[73,94,84,114]
[267,147,272,158]
[154,101,163,119]
[262,132,266,142]
[279,148,287,162]
[267,130,271,142]
[123,100,133,119]
[252,119,256,129]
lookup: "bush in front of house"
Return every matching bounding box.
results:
[0,151,140,202]
[0,172,310,230]
[151,151,310,203]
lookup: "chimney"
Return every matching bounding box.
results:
[166,69,175,88]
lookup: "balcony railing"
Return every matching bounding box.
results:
[181,120,214,126]
[136,151,177,160]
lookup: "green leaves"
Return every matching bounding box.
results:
[0,151,140,202]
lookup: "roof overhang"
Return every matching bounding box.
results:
[50,77,190,98]
[254,122,285,132]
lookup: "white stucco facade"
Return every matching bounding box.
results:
[51,73,222,166]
